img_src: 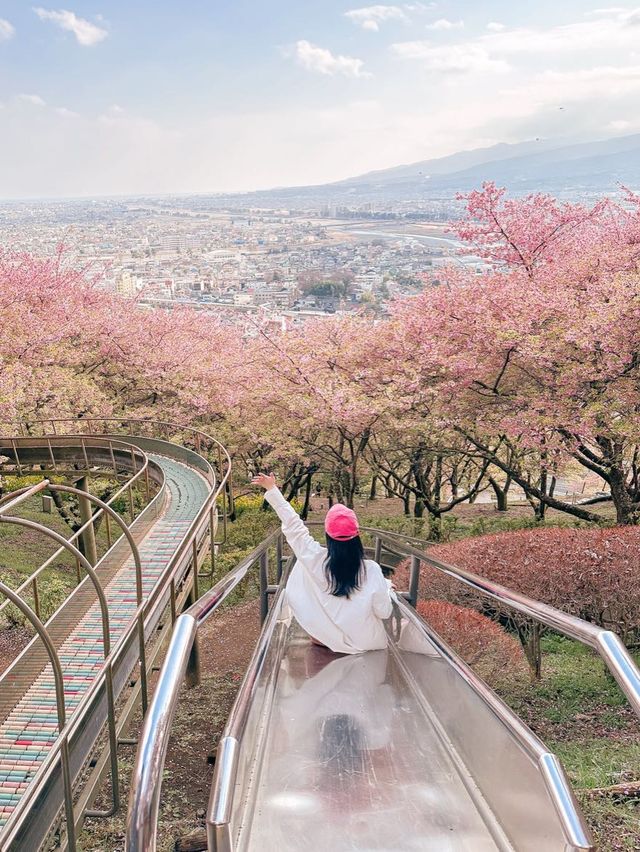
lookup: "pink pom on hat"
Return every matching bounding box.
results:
[324,503,360,541]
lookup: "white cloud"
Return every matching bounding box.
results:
[55,106,79,117]
[391,41,509,73]
[426,18,464,31]
[585,7,628,16]
[515,65,640,103]
[345,5,408,31]
[607,118,633,130]
[294,40,370,78]
[33,7,108,46]
[394,7,640,75]
[0,18,15,40]
[18,94,46,106]
[479,7,640,55]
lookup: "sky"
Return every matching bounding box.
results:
[0,1,639,198]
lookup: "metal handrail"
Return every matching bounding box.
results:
[125,530,283,852]
[372,531,640,719]
[0,423,230,850]
[0,436,152,619]
[6,417,236,577]
[10,416,234,537]
[396,597,593,850]
[0,581,77,849]
[0,448,168,852]
[207,584,286,852]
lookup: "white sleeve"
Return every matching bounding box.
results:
[264,487,325,565]
[371,563,394,619]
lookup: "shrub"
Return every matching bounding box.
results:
[416,599,528,687]
[226,493,303,518]
[406,526,640,647]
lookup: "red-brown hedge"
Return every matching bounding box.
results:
[403,526,640,645]
[416,599,528,685]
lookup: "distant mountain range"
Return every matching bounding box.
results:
[332,133,640,199]
[222,133,640,207]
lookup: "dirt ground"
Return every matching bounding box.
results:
[79,600,261,852]
[0,626,31,674]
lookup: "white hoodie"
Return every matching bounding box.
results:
[265,487,394,654]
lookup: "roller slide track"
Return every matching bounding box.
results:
[0,420,231,852]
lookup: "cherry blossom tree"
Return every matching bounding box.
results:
[390,184,640,525]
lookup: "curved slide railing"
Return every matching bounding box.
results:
[0,420,232,852]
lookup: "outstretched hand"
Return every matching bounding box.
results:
[251,472,277,491]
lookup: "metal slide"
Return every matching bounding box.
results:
[207,592,589,852]
[128,528,640,851]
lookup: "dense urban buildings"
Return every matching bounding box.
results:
[0,195,479,326]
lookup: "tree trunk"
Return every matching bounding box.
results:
[489,476,511,512]
[300,473,313,520]
[384,475,394,498]
[517,622,542,680]
[414,498,425,519]
[369,475,377,500]
[609,462,640,525]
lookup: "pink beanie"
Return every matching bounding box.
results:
[324,503,360,541]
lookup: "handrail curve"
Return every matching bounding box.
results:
[373,531,640,720]
[0,435,153,618]
[0,420,233,851]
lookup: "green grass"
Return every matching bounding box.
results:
[554,739,640,789]
[201,505,280,607]
[352,506,606,544]
[498,635,640,850]
[0,476,143,627]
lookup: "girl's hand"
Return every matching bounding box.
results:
[251,472,277,491]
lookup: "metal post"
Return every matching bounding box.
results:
[11,439,23,475]
[31,578,41,619]
[47,437,57,472]
[185,586,201,688]
[209,506,216,577]
[170,579,177,624]
[192,539,200,602]
[409,555,420,607]
[374,536,382,565]
[105,511,112,548]
[77,475,98,566]
[260,551,269,623]
[276,534,283,583]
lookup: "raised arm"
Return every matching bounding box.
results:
[252,475,324,565]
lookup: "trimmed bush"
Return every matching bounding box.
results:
[416,599,528,686]
[410,526,640,647]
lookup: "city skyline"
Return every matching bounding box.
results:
[0,1,639,198]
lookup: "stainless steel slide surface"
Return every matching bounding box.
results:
[211,594,593,852]
[240,635,505,851]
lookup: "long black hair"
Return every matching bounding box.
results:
[324,535,366,598]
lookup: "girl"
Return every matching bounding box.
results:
[252,473,395,654]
